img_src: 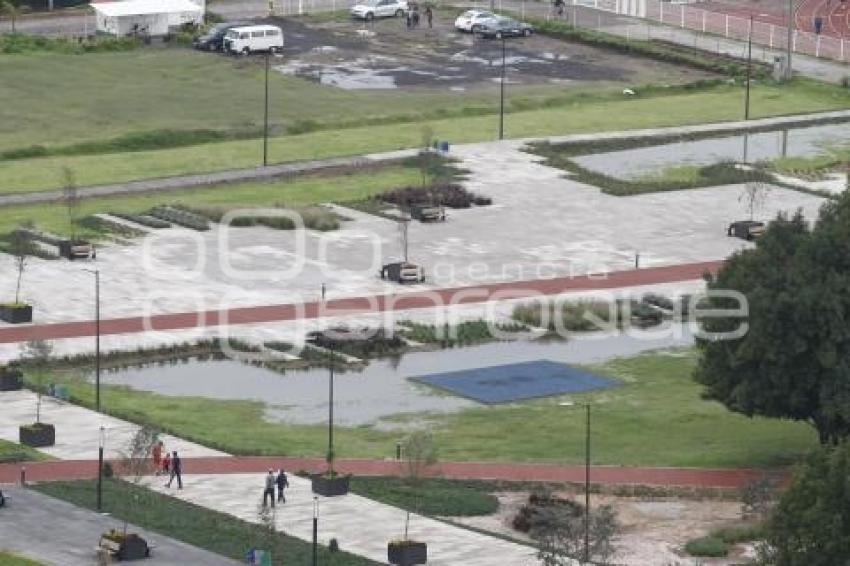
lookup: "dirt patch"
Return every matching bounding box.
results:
[262,13,716,90]
[448,490,759,565]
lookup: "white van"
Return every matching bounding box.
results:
[223,25,284,55]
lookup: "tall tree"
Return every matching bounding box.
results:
[759,443,850,565]
[695,192,850,445]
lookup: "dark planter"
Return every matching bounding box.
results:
[0,368,23,391]
[388,541,427,565]
[0,304,32,324]
[19,423,55,448]
[99,533,150,561]
[118,534,150,560]
[58,240,95,260]
[311,474,350,497]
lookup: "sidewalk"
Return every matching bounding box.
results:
[0,259,722,344]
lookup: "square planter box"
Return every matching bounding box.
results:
[0,305,32,324]
[388,541,427,565]
[311,474,350,497]
[0,369,23,391]
[19,423,55,448]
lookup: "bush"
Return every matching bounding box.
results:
[710,524,763,544]
[379,183,488,209]
[684,536,729,557]
[512,300,617,332]
[0,33,139,54]
[110,212,171,229]
[399,320,525,347]
[146,206,210,231]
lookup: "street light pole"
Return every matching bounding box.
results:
[84,268,101,411]
[328,346,334,477]
[263,52,270,167]
[785,0,794,80]
[745,15,753,121]
[584,403,591,564]
[312,496,319,566]
[499,38,506,140]
[97,425,104,511]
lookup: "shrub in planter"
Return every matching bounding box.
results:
[684,535,729,558]
[99,529,151,560]
[0,366,23,391]
[387,540,427,565]
[311,473,350,497]
[19,422,55,448]
[0,303,33,324]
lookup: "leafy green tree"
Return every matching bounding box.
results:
[759,443,850,565]
[695,192,850,444]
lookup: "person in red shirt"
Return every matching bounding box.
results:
[152,440,164,475]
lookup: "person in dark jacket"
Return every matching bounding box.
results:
[166,450,182,489]
[275,469,290,503]
[263,469,276,507]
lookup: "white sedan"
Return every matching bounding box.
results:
[454,9,497,32]
[351,0,408,20]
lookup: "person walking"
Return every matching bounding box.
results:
[263,470,276,507]
[166,450,182,489]
[152,440,163,476]
[424,5,433,28]
[814,15,823,35]
[554,0,565,17]
[275,469,290,503]
[161,450,171,476]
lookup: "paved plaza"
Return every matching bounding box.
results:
[142,473,542,566]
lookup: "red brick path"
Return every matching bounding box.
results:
[0,260,721,344]
[0,456,767,489]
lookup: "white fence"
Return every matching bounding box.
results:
[578,0,849,62]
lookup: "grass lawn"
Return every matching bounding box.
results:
[32,479,378,565]
[43,349,818,468]
[1,79,848,194]
[0,439,50,463]
[0,551,43,566]
[350,477,499,517]
[0,165,420,237]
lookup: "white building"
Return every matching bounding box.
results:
[91,0,205,36]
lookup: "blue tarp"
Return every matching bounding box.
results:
[409,360,616,404]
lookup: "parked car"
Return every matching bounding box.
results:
[380,262,425,284]
[473,16,534,38]
[727,220,766,241]
[454,9,497,32]
[351,0,408,20]
[193,22,246,51]
[223,24,284,55]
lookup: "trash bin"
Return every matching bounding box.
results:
[439,141,449,152]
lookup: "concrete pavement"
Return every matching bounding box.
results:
[141,472,542,566]
[0,486,239,566]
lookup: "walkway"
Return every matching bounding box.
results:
[0,455,768,488]
[0,486,239,566]
[0,259,722,344]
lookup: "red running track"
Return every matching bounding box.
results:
[0,260,722,345]
[0,456,772,489]
[699,0,850,39]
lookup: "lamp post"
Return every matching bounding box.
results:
[327,346,335,477]
[312,496,319,566]
[560,401,591,563]
[745,14,753,121]
[263,52,270,167]
[83,269,101,411]
[785,0,793,80]
[97,425,105,511]
[499,37,506,140]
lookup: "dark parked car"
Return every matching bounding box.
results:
[473,16,533,39]
[727,220,765,241]
[193,22,246,51]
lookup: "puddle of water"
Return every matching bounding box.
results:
[573,122,850,180]
[89,327,694,426]
[276,62,398,89]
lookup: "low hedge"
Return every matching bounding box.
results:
[0,33,139,55]
[684,535,729,557]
